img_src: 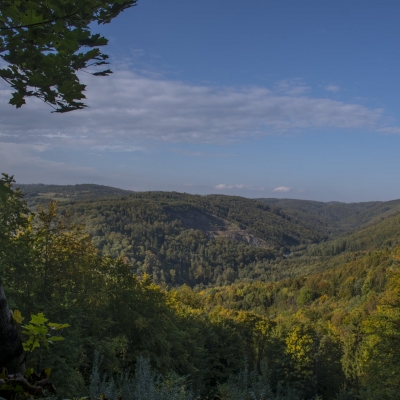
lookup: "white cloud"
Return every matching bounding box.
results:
[378,127,400,134]
[324,84,340,93]
[41,133,74,139]
[215,184,247,190]
[0,70,391,150]
[90,145,145,153]
[273,186,291,193]
[214,184,267,191]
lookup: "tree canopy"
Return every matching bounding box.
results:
[3,181,400,398]
[0,0,136,113]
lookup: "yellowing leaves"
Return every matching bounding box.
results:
[285,325,315,381]
[48,322,70,330]
[12,309,24,324]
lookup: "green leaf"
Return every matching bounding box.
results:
[9,92,26,108]
[23,337,40,352]
[1,0,137,112]
[30,312,49,325]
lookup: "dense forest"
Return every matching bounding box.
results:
[2,178,400,399]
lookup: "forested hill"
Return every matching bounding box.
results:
[19,187,326,249]
[17,183,134,207]
[6,178,400,399]
[252,198,400,282]
[46,191,328,286]
[20,183,400,237]
[16,185,400,286]
[305,207,400,257]
[15,186,335,286]
[258,197,400,235]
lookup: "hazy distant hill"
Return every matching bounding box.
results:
[16,183,134,208]
[258,197,400,234]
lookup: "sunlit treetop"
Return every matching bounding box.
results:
[0,0,136,113]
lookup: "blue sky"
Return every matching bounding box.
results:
[1,0,400,201]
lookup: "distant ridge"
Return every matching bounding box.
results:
[16,183,134,207]
[258,197,400,234]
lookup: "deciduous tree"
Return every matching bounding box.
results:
[1,0,136,112]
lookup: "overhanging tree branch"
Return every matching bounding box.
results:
[0,0,137,112]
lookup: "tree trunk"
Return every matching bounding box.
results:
[0,279,25,373]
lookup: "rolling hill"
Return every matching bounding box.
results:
[16,184,400,286]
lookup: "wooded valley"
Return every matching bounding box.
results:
[2,177,400,399]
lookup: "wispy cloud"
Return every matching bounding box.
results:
[215,184,267,191]
[378,127,400,134]
[0,70,392,150]
[215,184,248,190]
[41,133,74,139]
[90,145,145,153]
[273,186,291,193]
[324,84,340,93]
[173,149,234,157]
[274,79,311,96]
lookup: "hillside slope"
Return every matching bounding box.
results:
[258,197,400,235]
[18,184,400,286]
[18,189,333,286]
